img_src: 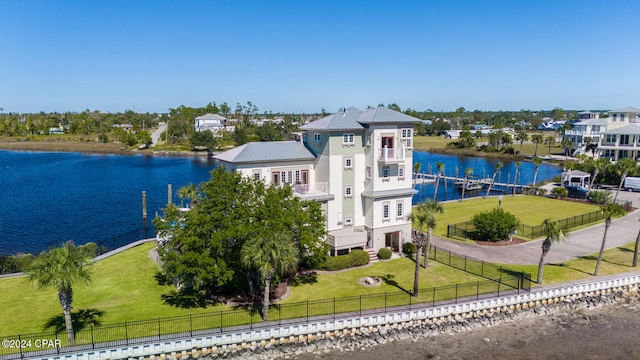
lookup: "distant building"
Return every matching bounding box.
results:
[195,113,226,132]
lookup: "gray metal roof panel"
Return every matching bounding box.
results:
[601,124,640,135]
[357,106,421,124]
[214,141,316,164]
[609,107,640,114]
[361,188,418,199]
[300,107,365,130]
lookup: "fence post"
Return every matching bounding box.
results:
[455,284,458,303]
[384,293,387,313]
[91,325,95,349]
[359,295,362,316]
[157,318,161,340]
[220,311,223,332]
[409,293,412,311]
[476,281,480,300]
[333,298,336,320]
[125,322,129,345]
[189,314,193,336]
[464,256,467,271]
[307,300,309,321]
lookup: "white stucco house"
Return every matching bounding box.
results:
[214,106,419,256]
[195,113,227,132]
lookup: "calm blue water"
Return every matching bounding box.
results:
[0,151,561,256]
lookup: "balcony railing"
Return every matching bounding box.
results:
[378,146,406,163]
[291,182,328,195]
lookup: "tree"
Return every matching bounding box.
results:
[531,134,544,157]
[460,167,473,201]
[240,233,298,320]
[512,161,521,196]
[589,158,610,189]
[177,183,199,208]
[544,136,555,155]
[471,208,520,242]
[26,241,94,345]
[537,219,568,284]
[531,157,543,193]
[484,162,503,198]
[154,167,327,299]
[408,200,443,296]
[516,131,528,154]
[433,162,444,202]
[594,203,626,276]
[613,158,638,202]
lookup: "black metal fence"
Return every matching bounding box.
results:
[446,207,626,240]
[94,226,155,256]
[1,246,530,359]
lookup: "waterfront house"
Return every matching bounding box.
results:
[214,106,419,256]
[195,113,227,132]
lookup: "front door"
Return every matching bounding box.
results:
[381,136,394,149]
[385,231,400,252]
[301,170,308,184]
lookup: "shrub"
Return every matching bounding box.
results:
[588,190,612,205]
[349,249,370,267]
[377,247,392,260]
[323,250,370,271]
[472,208,520,242]
[402,242,416,256]
[551,187,568,198]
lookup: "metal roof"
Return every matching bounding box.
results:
[214,141,316,164]
[360,188,418,199]
[195,113,227,121]
[299,107,365,131]
[609,107,640,114]
[300,106,421,131]
[575,118,608,126]
[602,124,640,135]
[357,106,422,124]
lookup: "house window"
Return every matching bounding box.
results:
[281,171,286,184]
[344,157,353,169]
[253,173,261,180]
[366,166,372,179]
[344,217,353,226]
[314,133,321,145]
[343,133,355,145]
[401,128,413,148]
[344,186,353,198]
[620,135,630,145]
[396,201,403,218]
[287,171,293,184]
[295,170,300,183]
[398,165,405,179]
[366,133,372,147]
[383,202,390,220]
[621,114,626,121]
[606,134,617,143]
[383,166,390,179]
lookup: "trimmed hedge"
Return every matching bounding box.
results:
[377,247,392,260]
[402,242,416,255]
[323,249,370,271]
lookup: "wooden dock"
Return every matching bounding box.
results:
[413,173,532,192]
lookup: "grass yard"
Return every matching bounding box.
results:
[427,195,601,239]
[0,242,231,336]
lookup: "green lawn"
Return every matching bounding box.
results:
[428,196,601,239]
[0,242,231,336]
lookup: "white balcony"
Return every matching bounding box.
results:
[291,182,334,201]
[327,227,368,251]
[378,146,406,163]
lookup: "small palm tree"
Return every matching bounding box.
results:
[484,161,503,199]
[240,233,298,320]
[537,219,568,284]
[512,161,521,196]
[408,200,443,296]
[589,158,610,189]
[531,134,544,157]
[594,203,626,276]
[544,136,555,156]
[613,158,638,202]
[516,131,528,154]
[432,162,444,202]
[26,241,94,345]
[177,183,199,208]
[531,157,543,193]
[460,167,473,201]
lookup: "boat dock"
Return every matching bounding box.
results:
[413,173,532,193]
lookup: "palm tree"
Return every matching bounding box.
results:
[633,216,640,267]
[177,183,199,208]
[516,131,529,155]
[432,162,444,202]
[531,157,543,193]
[413,162,421,176]
[613,158,638,202]
[537,219,568,284]
[589,158,609,189]
[408,200,443,296]
[240,233,298,320]
[544,136,555,156]
[594,203,626,276]
[26,241,94,345]
[485,162,503,198]
[460,167,473,201]
[512,161,521,196]
[531,134,544,157]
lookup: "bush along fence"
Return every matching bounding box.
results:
[1,252,530,359]
[447,204,631,240]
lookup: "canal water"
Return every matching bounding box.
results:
[0,150,561,256]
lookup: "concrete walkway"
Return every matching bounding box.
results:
[431,208,640,266]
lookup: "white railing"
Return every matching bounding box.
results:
[378,146,406,162]
[291,182,329,195]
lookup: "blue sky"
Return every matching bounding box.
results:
[1,0,639,114]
